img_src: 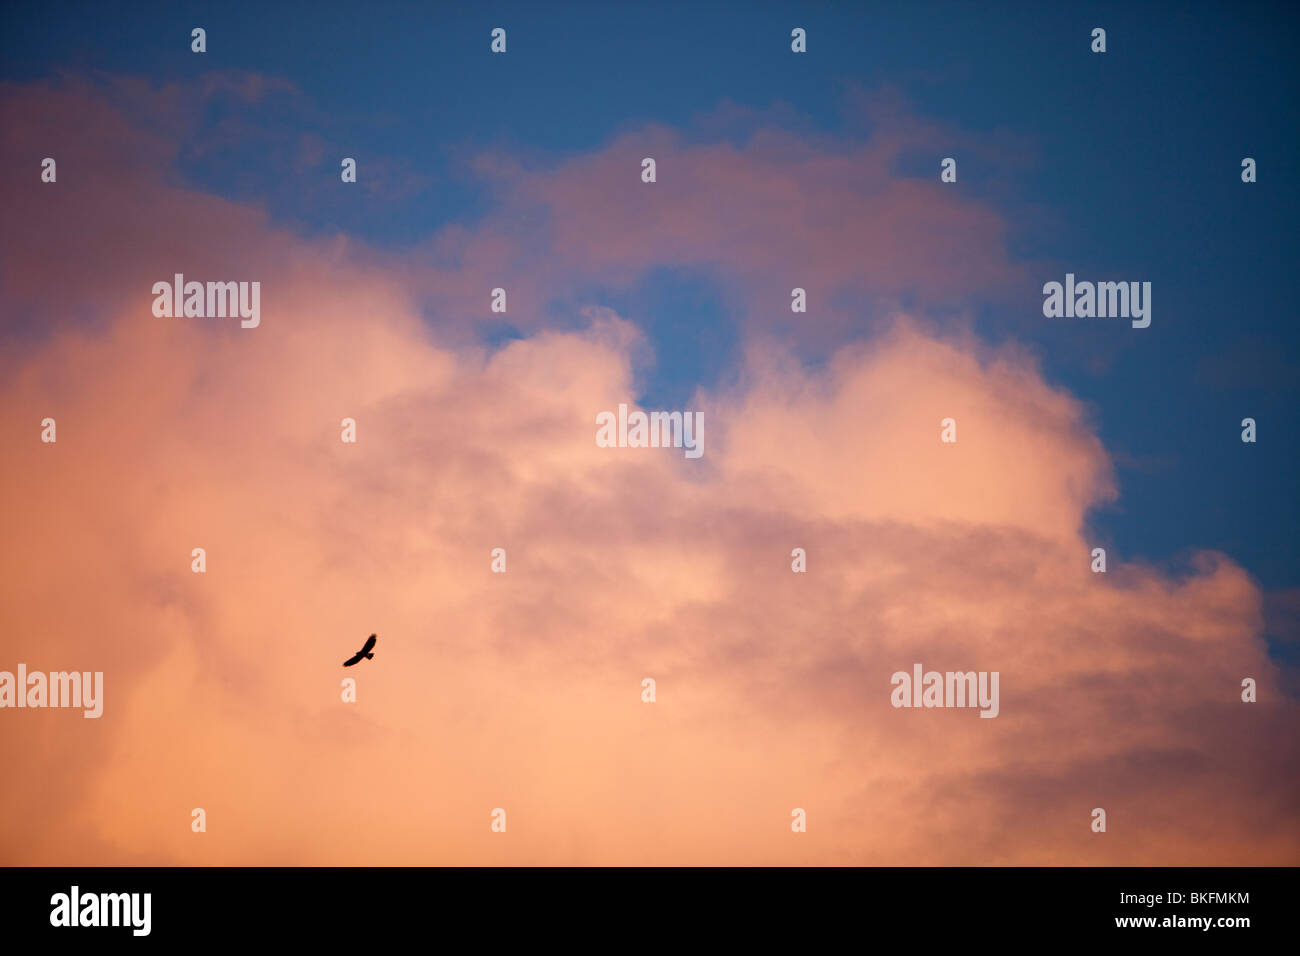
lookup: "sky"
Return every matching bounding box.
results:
[0,0,1296,864]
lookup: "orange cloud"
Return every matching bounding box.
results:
[0,77,1294,866]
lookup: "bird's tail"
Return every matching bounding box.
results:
[365,652,374,660]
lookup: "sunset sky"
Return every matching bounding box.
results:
[1,1,1297,865]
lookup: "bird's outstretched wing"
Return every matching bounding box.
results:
[342,651,364,667]
[362,634,377,654]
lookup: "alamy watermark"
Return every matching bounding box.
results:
[1042,273,1151,328]
[890,664,1000,718]
[595,403,704,459]
[151,274,260,328]
[0,664,103,717]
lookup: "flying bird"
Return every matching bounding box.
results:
[343,634,377,667]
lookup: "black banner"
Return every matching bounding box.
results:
[0,866,1286,943]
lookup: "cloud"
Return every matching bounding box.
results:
[461,113,1029,340]
[0,76,1294,865]
[1,74,1028,353]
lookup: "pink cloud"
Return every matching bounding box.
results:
[0,76,1293,866]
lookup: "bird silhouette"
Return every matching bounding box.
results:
[342,633,377,667]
